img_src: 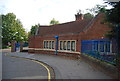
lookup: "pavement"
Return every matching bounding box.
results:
[3,51,112,79]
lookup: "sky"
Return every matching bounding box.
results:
[0,0,110,32]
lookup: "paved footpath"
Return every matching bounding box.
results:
[4,52,112,79]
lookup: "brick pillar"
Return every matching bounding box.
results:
[11,40,16,52]
[20,42,24,52]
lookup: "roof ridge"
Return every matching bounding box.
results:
[40,19,90,28]
[82,13,100,32]
[37,17,94,36]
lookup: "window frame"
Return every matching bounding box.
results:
[59,40,76,52]
[67,41,71,50]
[43,40,55,49]
[71,41,76,51]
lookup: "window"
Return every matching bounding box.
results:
[46,41,48,49]
[93,41,98,51]
[60,41,63,50]
[100,41,104,52]
[52,41,54,49]
[67,41,70,50]
[59,40,76,51]
[105,41,110,52]
[49,41,51,49]
[63,41,66,50]
[43,40,54,49]
[44,41,47,48]
[91,40,111,53]
[71,41,75,51]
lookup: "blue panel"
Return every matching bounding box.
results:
[81,39,116,65]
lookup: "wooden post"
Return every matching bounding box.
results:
[11,40,16,52]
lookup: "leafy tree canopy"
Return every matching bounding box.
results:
[84,13,94,19]
[86,4,107,16]
[1,13,28,47]
[105,1,120,39]
[30,24,40,36]
[50,18,59,25]
[106,2,120,24]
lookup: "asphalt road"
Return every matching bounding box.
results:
[2,53,48,79]
[2,49,112,79]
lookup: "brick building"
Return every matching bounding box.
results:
[28,13,112,56]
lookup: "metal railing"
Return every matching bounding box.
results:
[81,39,116,65]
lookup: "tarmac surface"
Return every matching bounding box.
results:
[3,51,112,79]
[2,53,48,79]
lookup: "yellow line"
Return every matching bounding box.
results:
[31,60,51,81]
[5,55,51,81]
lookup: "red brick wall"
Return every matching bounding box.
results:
[29,13,111,53]
[81,13,111,40]
[78,13,111,51]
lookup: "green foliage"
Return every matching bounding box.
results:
[1,13,28,47]
[86,4,107,16]
[30,24,39,36]
[50,18,59,25]
[106,2,120,24]
[105,2,120,39]
[84,13,94,19]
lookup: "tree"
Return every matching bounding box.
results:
[84,13,94,19]
[105,1,120,39]
[30,24,39,36]
[105,1,120,79]
[50,18,59,25]
[1,13,28,47]
[106,2,120,24]
[86,4,107,16]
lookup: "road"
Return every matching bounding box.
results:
[2,48,112,79]
[4,52,112,79]
[2,52,48,79]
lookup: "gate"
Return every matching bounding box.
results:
[81,39,116,65]
[15,42,20,52]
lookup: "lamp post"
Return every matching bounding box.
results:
[54,36,59,55]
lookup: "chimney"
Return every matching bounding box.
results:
[75,13,83,21]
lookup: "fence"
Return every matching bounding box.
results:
[81,39,116,65]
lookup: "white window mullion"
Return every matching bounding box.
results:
[110,41,112,53]
[98,42,100,52]
[70,41,71,51]
[104,41,106,53]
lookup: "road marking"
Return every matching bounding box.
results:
[31,59,51,81]
[5,55,51,81]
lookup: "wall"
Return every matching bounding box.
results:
[79,13,111,51]
[29,13,111,55]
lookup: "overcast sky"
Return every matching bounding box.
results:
[0,0,110,32]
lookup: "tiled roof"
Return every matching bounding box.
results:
[37,18,93,36]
